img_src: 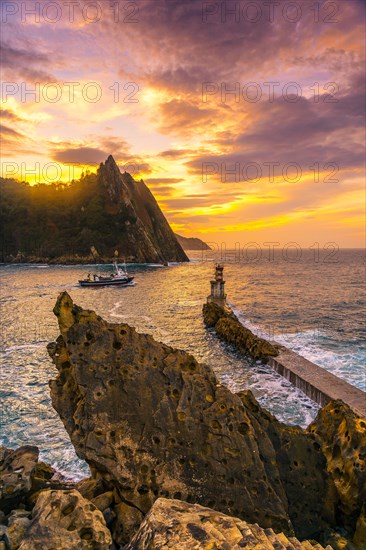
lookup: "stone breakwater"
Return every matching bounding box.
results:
[203,301,366,418]
[0,292,365,549]
[203,301,279,360]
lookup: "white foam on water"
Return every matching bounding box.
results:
[110,300,152,321]
[275,331,366,391]
[109,300,133,320]
[228,301,366,392]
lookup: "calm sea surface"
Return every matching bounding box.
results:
[0,249,365,479]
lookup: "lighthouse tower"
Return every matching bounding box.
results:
[207,264,226,305]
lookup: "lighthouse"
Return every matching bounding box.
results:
[207,264,226,305]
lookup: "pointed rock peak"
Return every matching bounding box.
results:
[105,154,118,168]
[100,154,121,175]
[52,291,91,337]
[53,291,76,335]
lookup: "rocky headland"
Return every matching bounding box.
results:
[0,156,188,265]
[1,293,365,549]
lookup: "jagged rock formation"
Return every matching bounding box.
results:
[203,301,279,360]
[126,498,333,550]
[47,292,366,547]
[97,156,188,263]
[0,158,189,264]
[174,234,212,251]
[48,292,292,539]
[18,489,112,549]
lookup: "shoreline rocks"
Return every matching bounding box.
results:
[125,498,333,550]
[18,489,112,549]
[307,402,366,538]
[0,446,72,515]
[1,293,365,549]
[0,446,75,550]
[2,255,181,265]
[45,292,365,547]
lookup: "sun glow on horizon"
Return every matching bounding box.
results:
[1,0,364,247]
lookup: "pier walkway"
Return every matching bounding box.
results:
[268,346,366,418]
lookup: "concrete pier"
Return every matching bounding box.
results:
[203,266,365,418]
[267,346,366,418]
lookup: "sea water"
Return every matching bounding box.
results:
[0,249,364,479]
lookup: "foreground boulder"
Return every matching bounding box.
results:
[18,489,112,549]
[0,445,68,514]
[126,498,332,550]
[237,391,337,540]
[0,447,75,549]
[0,446,39,515]
[76,476,144,545]
[48,292,365,545]
[3,509,32,550]
[203,301,278,359]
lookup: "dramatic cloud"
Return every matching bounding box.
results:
[158,149,197,159]
[0,109,23,121]
[52,147,109,165]
[0,0,364,245]
[0,41,56,82]
[0,124,24,138]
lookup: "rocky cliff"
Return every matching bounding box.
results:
[43,292,365,548]
[0,157,188,264]
[97,156,188,263]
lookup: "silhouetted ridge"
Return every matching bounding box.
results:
[0,155,189,264]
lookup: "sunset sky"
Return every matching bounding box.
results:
[1,0,365,247]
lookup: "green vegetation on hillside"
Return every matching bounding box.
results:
[0,173,125,261]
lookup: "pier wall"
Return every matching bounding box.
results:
[203,301,366,418]
[267,347,366,418]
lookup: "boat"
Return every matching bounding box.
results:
[79,261,134,287]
